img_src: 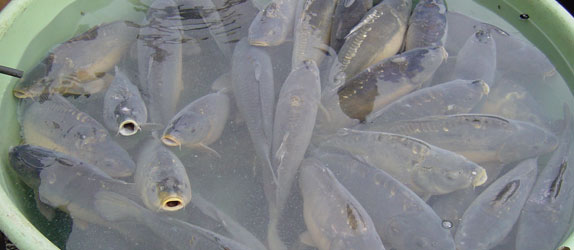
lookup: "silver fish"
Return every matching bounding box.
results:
[363,79,490,124]
[161,91,230,153]
[95,191,252,250]
[299,158,385,250]
[377,114,559,164]
[319,129,487,196]
[19,95,136,177]
[138,0,184,124]
[315,150,456,250]
[248,0,298,46]
[336,0,412,79]
[455,158,538,250]
[267,60,321,250]
[135,140,192,212]
[404,0,447,51]
[231,39,275,172]
[103,67,148,136]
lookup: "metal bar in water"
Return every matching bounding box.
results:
[0,65,23,78]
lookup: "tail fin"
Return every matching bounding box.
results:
[94,191,142,222]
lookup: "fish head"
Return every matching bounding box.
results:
[137,152,192,212]
[8,145,52,189]
[91,142,136,178]
[413,151,487,195]
[382,211,455,250]
[161,113,211,147]
[247,3,289,47]
[13,77,52,99]
[498,122,559,164]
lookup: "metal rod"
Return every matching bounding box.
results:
[0,65,24,78]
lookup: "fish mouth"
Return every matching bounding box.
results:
[472,168,488,187]
[13,89,31,99]
[161,134,181,147]
[119,120,140,136]
[161,196,185,211]
[439,46,449,61]
[479,80,490,95]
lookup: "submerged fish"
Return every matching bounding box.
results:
[455,158,538,250]
[329,0,373,52]
[161,90,230,154]
[248,0,299,46]
[453,25,497,87]
[267,60,321,250]
[299,158,385,250]
[378,114,559,164]
[103,67,148,136]
[319,129,487,196]
[138,0,184,124]
[336,0,412,79]
[315,150,456,250]
[231,39,275,171]
[19,95,136,177]
[135,140,192,212]
[95,191,252,250]
[363,79,490,124]
[404,0,447,51]
[13,21,137,98]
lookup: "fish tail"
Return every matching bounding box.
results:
[94,191,143,222]
[267,216,287,250]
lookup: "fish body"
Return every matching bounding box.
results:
[135,140,192,212]
[231,39,275,170]
[329,0,373,52]
[103,67,148,136]
[299,158,385,250]
[336,0,411,79]
[453,25,497,87]
[162,91,230,149]
[248,0,299,46]
[364,79,490,124]
[20,95,136,177]
[319,129,487,196]
[138,0,184,124]
[315,150,456,250]
[455,158,538,250]
[377,114,559,164]
[404,0,447,50]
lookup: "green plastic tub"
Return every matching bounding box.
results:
[0,0,573,249]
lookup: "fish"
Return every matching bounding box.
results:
[267,60,321,250]
[231,39,275,172]
[453,25,497,87]
[103,67,148,136]
[337,46,447,123]
[315,150,456,250]
[313,46,447,141]
[376,114,559,164]
[291,0,339,66]
[336,0,412,80]
[515,109,574,250]
[179,0,233,56]
[138,0,184,124]
[19,95,136,177]
[298,158,385,250]
[161,90,230,155]
[404,0,447,51]
[363,79,490,124]
[429,187,481,236]
[329,0,373,52]
[455,158,538,250]
[8,144,137,226]
[248,0,299,46]
[318,129,487,196]
[13,21,137,98]
[94,191,252,250]
[135,140,192,212]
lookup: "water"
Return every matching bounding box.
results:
[7,0,574,249]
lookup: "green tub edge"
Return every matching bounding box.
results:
[0,0,573,249]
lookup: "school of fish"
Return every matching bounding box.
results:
[7,0,574,249]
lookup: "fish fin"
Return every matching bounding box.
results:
[299,231,315,247]
[73,219,90,231]
[94,191,140,222]
[317,103,332,123]
[34,190,55,221]
[211,72,232,93]
[267,216,288,250]
[197,143,222,158]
